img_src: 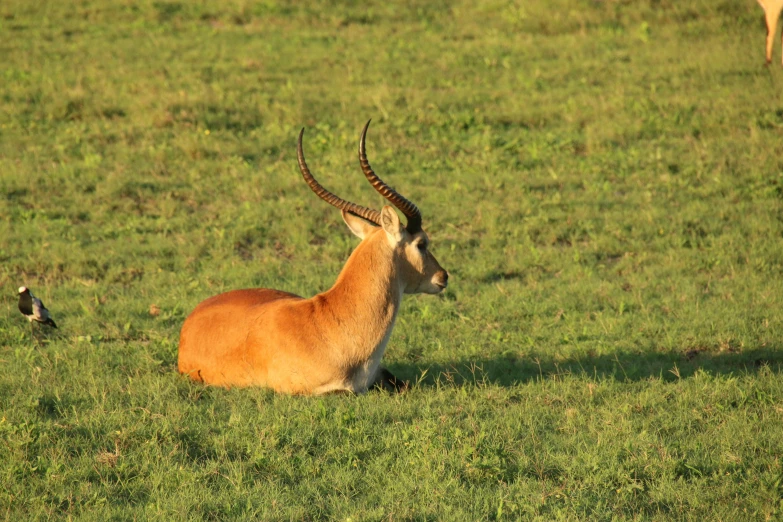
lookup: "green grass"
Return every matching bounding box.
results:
[2,0,783,519]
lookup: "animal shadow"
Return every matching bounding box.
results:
[387,346,782,388]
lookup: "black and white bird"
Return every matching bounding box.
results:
[18,286,58,329]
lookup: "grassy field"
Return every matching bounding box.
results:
[2,0,783,519]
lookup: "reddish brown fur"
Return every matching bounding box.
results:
[177,209,447,394]
[178,289,301,386]
[179,123,447,394]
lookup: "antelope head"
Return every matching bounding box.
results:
[297,119,448,296]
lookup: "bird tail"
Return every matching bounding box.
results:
[44,318,57,328]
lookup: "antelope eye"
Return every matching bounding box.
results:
[417,242,427,251]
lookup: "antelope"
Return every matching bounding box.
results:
[759,0,783,64]
[177,121,449,394]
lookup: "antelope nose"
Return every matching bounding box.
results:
[441,271,449,286]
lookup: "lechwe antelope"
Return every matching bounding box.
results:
[759,0,783,64]
[178,121,449,394]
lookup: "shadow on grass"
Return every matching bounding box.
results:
[388,347,782,387]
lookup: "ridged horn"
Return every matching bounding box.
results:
[297,128,382,225]
[359,119,423,233]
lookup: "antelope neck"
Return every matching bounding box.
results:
[320,232,403,357]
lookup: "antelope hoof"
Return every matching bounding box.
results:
[372,368,410,393]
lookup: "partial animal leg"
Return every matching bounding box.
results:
[765,3,782,64]
[371,367,409,393]
[780,18,783,65]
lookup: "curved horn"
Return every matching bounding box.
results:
[297,128,382,225]
[359,119,423,233]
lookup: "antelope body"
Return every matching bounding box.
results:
[759,0,783,64]
[178,121,448,394]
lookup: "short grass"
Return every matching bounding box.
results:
[2,0,783,519]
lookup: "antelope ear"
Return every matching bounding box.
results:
[380,205,404,243]
[342,210,378,239]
